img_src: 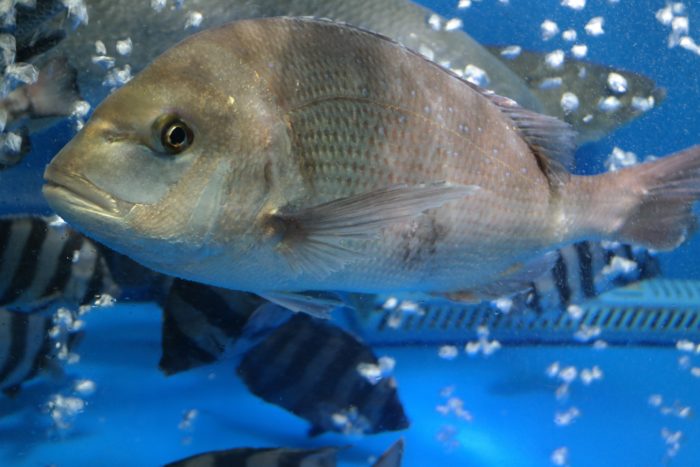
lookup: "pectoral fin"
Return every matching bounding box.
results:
[267,182,478,275]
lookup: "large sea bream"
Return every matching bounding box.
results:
[42,18,700,301]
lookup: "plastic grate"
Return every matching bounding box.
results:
[347,280,700,346]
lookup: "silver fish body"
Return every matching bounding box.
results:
[43,18,700,300]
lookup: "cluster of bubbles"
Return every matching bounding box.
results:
[421,12,491,88]
[648,394,692,419]
[356,355,396,385]
[435,385,471,452]
[676,339,700,378]
[545,362,603,465]
[151,0,203,30]
[435,385,473,422]
[546,361,603,401]
[178,408,199,446]
[436,325,501,360]
[45,378,96,433]
[91,38,132,92]
[330,406,371,435]
[656,2,700,56]
[381,296,426,329]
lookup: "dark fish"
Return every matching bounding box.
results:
[165,439,403,467]
[43,17,700,305]
[159,279,263,375]
[237,312,409,436]
[0,215,118,311]
[160,280,409,436]
[0,214,117,394]
[0,308,54,394]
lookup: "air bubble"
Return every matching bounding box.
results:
[571,44,588,58]
[500,45,522,59]
[560,92,580,114]
[561,0,585,11]
[545,50,565,69]
[585,17,605,36]
[185,11,203,29]
[116,38,132,56]
[597,96,621,113]
[541,20,560,41]
[607,72,628,94]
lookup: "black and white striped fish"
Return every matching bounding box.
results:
[0,215,118,312]
[237,311,409,436]
[519,240,659,313]
[0,215,117,394]
[166,439,404,467]
[160,279,409,436]
[0,309,56,395]
[158,279,263,375]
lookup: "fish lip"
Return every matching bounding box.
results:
[43,167,122,216]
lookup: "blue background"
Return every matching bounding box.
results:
[1,1,700,466]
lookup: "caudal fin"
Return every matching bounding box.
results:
[615,145,700,250]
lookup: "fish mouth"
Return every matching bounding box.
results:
[43,167,123,217]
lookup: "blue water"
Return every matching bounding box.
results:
[2,1,700,466]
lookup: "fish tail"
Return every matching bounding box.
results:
[607,145,700,250]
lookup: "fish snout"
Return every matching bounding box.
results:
[43,145,122,217]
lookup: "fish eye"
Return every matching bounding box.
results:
[158,117,193,154]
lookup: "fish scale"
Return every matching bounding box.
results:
[261,21,554,289]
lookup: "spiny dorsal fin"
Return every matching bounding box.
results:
[489,94,576,187]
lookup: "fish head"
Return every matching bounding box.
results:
[43,30,286,275]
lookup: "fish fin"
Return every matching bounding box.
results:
[269,182,478,275]
[611,145,700,250]
[446,252,557,302]
[489,94,576,186]
[259,291,348,319]
[27,56,80,118]
[487,46,665,145]
[373,439,405,467]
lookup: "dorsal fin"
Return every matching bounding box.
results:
[489,93,576,187]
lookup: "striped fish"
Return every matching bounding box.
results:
[0,215,117,394]
[159,279,263,375]
[166,439,403,467]
[237,312,409,436]
[0,309,55,395]
[0,215,118,312]
[518,241,660,313]
[160,280,409,436]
